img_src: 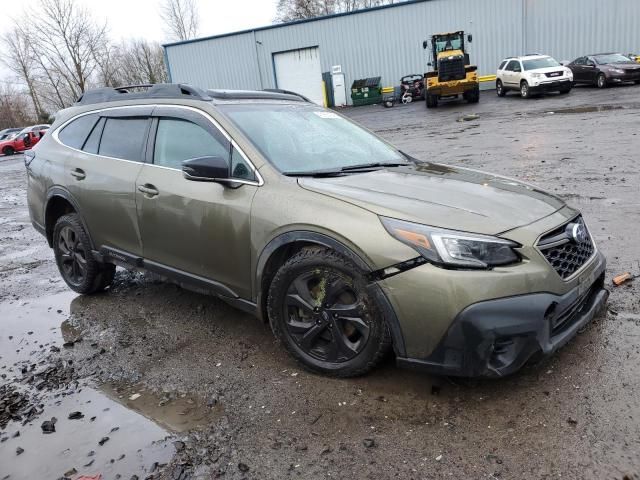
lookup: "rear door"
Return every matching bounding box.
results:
[135,106,260,299]
[61,107,152,258]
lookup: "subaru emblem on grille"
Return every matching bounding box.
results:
[569,223,587,243]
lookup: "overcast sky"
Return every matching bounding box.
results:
[0,0,278,83]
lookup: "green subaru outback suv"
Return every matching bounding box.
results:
[26,84,608,378]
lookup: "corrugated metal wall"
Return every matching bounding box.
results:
[165,0,640,104]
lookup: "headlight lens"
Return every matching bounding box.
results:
[531,72,543,78]
[610,68,624,74]
[380,217,520,268]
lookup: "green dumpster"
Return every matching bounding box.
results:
[351,77,382,106]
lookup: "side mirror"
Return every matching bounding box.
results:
[422,40,428,50]
[182,155,229,182]
[467,34,473,43]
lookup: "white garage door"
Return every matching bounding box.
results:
[273,47,324,105]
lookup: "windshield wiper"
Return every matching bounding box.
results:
[282,169,345,177]
[283,162,408,177]
[339,162,408,172]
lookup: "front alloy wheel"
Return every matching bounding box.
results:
[520,81,530,98]
[267,248,390,377]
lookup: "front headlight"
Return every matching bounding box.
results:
[380,217,520,269]
[531,73,543,79]
[610,68,624,74]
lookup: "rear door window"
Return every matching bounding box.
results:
[58,114,98,150]
[98,117,150,161]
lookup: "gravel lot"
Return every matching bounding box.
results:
[1,85,639,480]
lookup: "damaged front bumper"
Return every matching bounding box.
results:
[395,251,608,377]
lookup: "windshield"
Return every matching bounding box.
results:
[595,53,632,64]
[523,57,560,70]
[434,34,463,54]
[220,104,407,174]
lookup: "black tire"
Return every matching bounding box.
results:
[267,248,391,377]
[3,146,15,156]
[426,93,438,108]
[496,80,506,97]
[596,73,607,89]
[635,80,640,85]
[520,80,531,98]
[53,213,115,294]
[464,86,480,103]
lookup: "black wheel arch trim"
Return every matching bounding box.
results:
[255,230,407,357]
[45,186,96,250]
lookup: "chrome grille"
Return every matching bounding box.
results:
[537,216,594,280]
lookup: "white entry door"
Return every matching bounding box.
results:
[273,47,324,105]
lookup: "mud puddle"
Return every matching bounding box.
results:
[0,292,218,479]
[543,104,636,115]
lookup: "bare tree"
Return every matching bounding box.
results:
[102,39,168,86]
[0,83,36,129]
[0,27,44,120]
[275,0,400,21]
[160,0,199,41]
[31,0,109,106]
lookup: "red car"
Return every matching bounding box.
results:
[0,126,48,156]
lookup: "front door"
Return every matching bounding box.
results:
[135,106,260,299]
[64,108,151,257]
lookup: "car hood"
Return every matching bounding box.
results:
[603,63,640,70]
[298,163,566,235]
[528,66,568,74]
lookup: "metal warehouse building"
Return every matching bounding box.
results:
[164,0,640,106]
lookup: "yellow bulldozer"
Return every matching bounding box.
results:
[422,31,479,108]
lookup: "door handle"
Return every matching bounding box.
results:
[70,168,85,180]
[137,184,159,197]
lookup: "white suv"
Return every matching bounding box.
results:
[496,55,573,98]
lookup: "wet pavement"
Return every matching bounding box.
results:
[1,84,640,479]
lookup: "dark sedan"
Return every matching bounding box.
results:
[568,53,640,88]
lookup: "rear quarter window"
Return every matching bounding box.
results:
[498,60,507,70]
[58,114,98,150]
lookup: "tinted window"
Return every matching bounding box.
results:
[83,117,105,154]
[574,57,585,65]
[153,118,229,169]
[498,60,507,70]
[58,114,98,150]
[505,60,520,72]
[98,117,149,161]
[231,147,256,181]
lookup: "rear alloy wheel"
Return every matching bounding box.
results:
[496,80,506,97]
[2,146,15,156]
[520,80,530,98]
[597,73,607,89]
[267,248,391,377]
[53,213,115,294]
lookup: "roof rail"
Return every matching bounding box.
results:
[206,89,308,102]
[75,83,212,105]
[263,88,311,102]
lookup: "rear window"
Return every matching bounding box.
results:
[498,60,507,70]
[98,117,149,161]
[58,114,98,150]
